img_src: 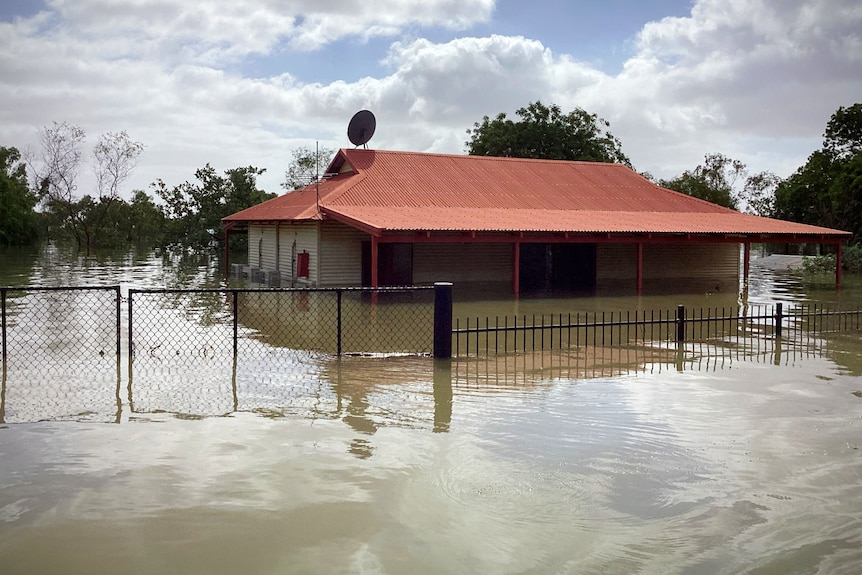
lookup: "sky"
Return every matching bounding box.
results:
[1,0,860,198]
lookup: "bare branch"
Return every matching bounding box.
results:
[93,130,145,200]
[34,121,86,204]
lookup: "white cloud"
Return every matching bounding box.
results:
[0,0,859,196]
[43,0,494,60]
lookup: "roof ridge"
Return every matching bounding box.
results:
[339,147,628,167]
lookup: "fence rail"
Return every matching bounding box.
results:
[453,303,862,357]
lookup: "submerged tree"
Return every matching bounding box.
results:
[154,164,275,249]
[30,122,144,251]
[465,101,631,166]
[0,146,40,245]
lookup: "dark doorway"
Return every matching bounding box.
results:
[519,243,596,295]
[361,242,414,286]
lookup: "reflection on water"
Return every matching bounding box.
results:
[2,245,862,573]
[2,351,861,573]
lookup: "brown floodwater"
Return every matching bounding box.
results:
[1,244,862,574]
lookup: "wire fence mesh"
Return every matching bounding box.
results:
[125,287,435,417]
[1,286,121,423]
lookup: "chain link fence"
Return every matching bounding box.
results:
[1,286,121,423]
[125,287,435,417]
[1,285,437,422]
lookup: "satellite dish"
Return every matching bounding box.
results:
[347,110,376,147]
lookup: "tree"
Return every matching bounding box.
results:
[660,153,743,209]
[126,190,167,245]
[738,171,781,218]
[281,145,335,191]
[823,103,862,160]
[774,103,862,241]
[0,146,40,245]
[30,122,144,251]
[154,164,275,249]
[659,153,780,213]
[465,101,631,166]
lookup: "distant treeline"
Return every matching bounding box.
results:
[2,103,861,252]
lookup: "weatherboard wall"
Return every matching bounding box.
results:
[596,242,740,293]
[319,221,365,286]
[248,222,741,293]
[413,243,512,284]
[278,222,320,286]
[250,225,278,270]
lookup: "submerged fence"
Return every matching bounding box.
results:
[453,303,862,357]
[3,286,862,367]
[3,284,862,423]
[127,285,437,358]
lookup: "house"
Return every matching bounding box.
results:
[223,149,851,295]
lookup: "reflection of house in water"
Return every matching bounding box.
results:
[224,149,850,296]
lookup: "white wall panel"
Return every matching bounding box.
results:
[276,222,319,286]
[319,221,366,286]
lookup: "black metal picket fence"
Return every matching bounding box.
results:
[453,302,862,357]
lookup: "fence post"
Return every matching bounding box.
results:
[336,289,343,356]
[115,286,121,358]
[676,304,686,342]
[1,288,6,364]
[128,290,134,358]
[775,303,783,338]
[232,290,238,359]
[434,282,453,359]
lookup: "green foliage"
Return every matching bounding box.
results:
[154,164,275,249]
[127,190,167,244]
[659,153,780,212]
[660,168,737,209]
[842,243,862,273]
[799,253,837,276]
[281,146,335,191]
[774,104,862,240]
[39,190,166,248]
[796,245,862,278]
[32,122,144,252]
[465,101,631,166]
[0,146,40,246]
[824,103,862,160]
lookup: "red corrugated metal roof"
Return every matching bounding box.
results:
[224,171,358,222]
[224,149,851,239]
[323,207,848,235]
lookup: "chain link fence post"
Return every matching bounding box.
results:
[115,286,121,358]
[336,289,343,356]
[1,287,7,365]
[232,290,239,359]
[128,289,135,358]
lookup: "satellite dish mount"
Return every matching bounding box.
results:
[347,110,376,148]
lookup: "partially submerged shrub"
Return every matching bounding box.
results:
[797,244,862,276]
[842,244,862,273]
[799,254,836,276]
